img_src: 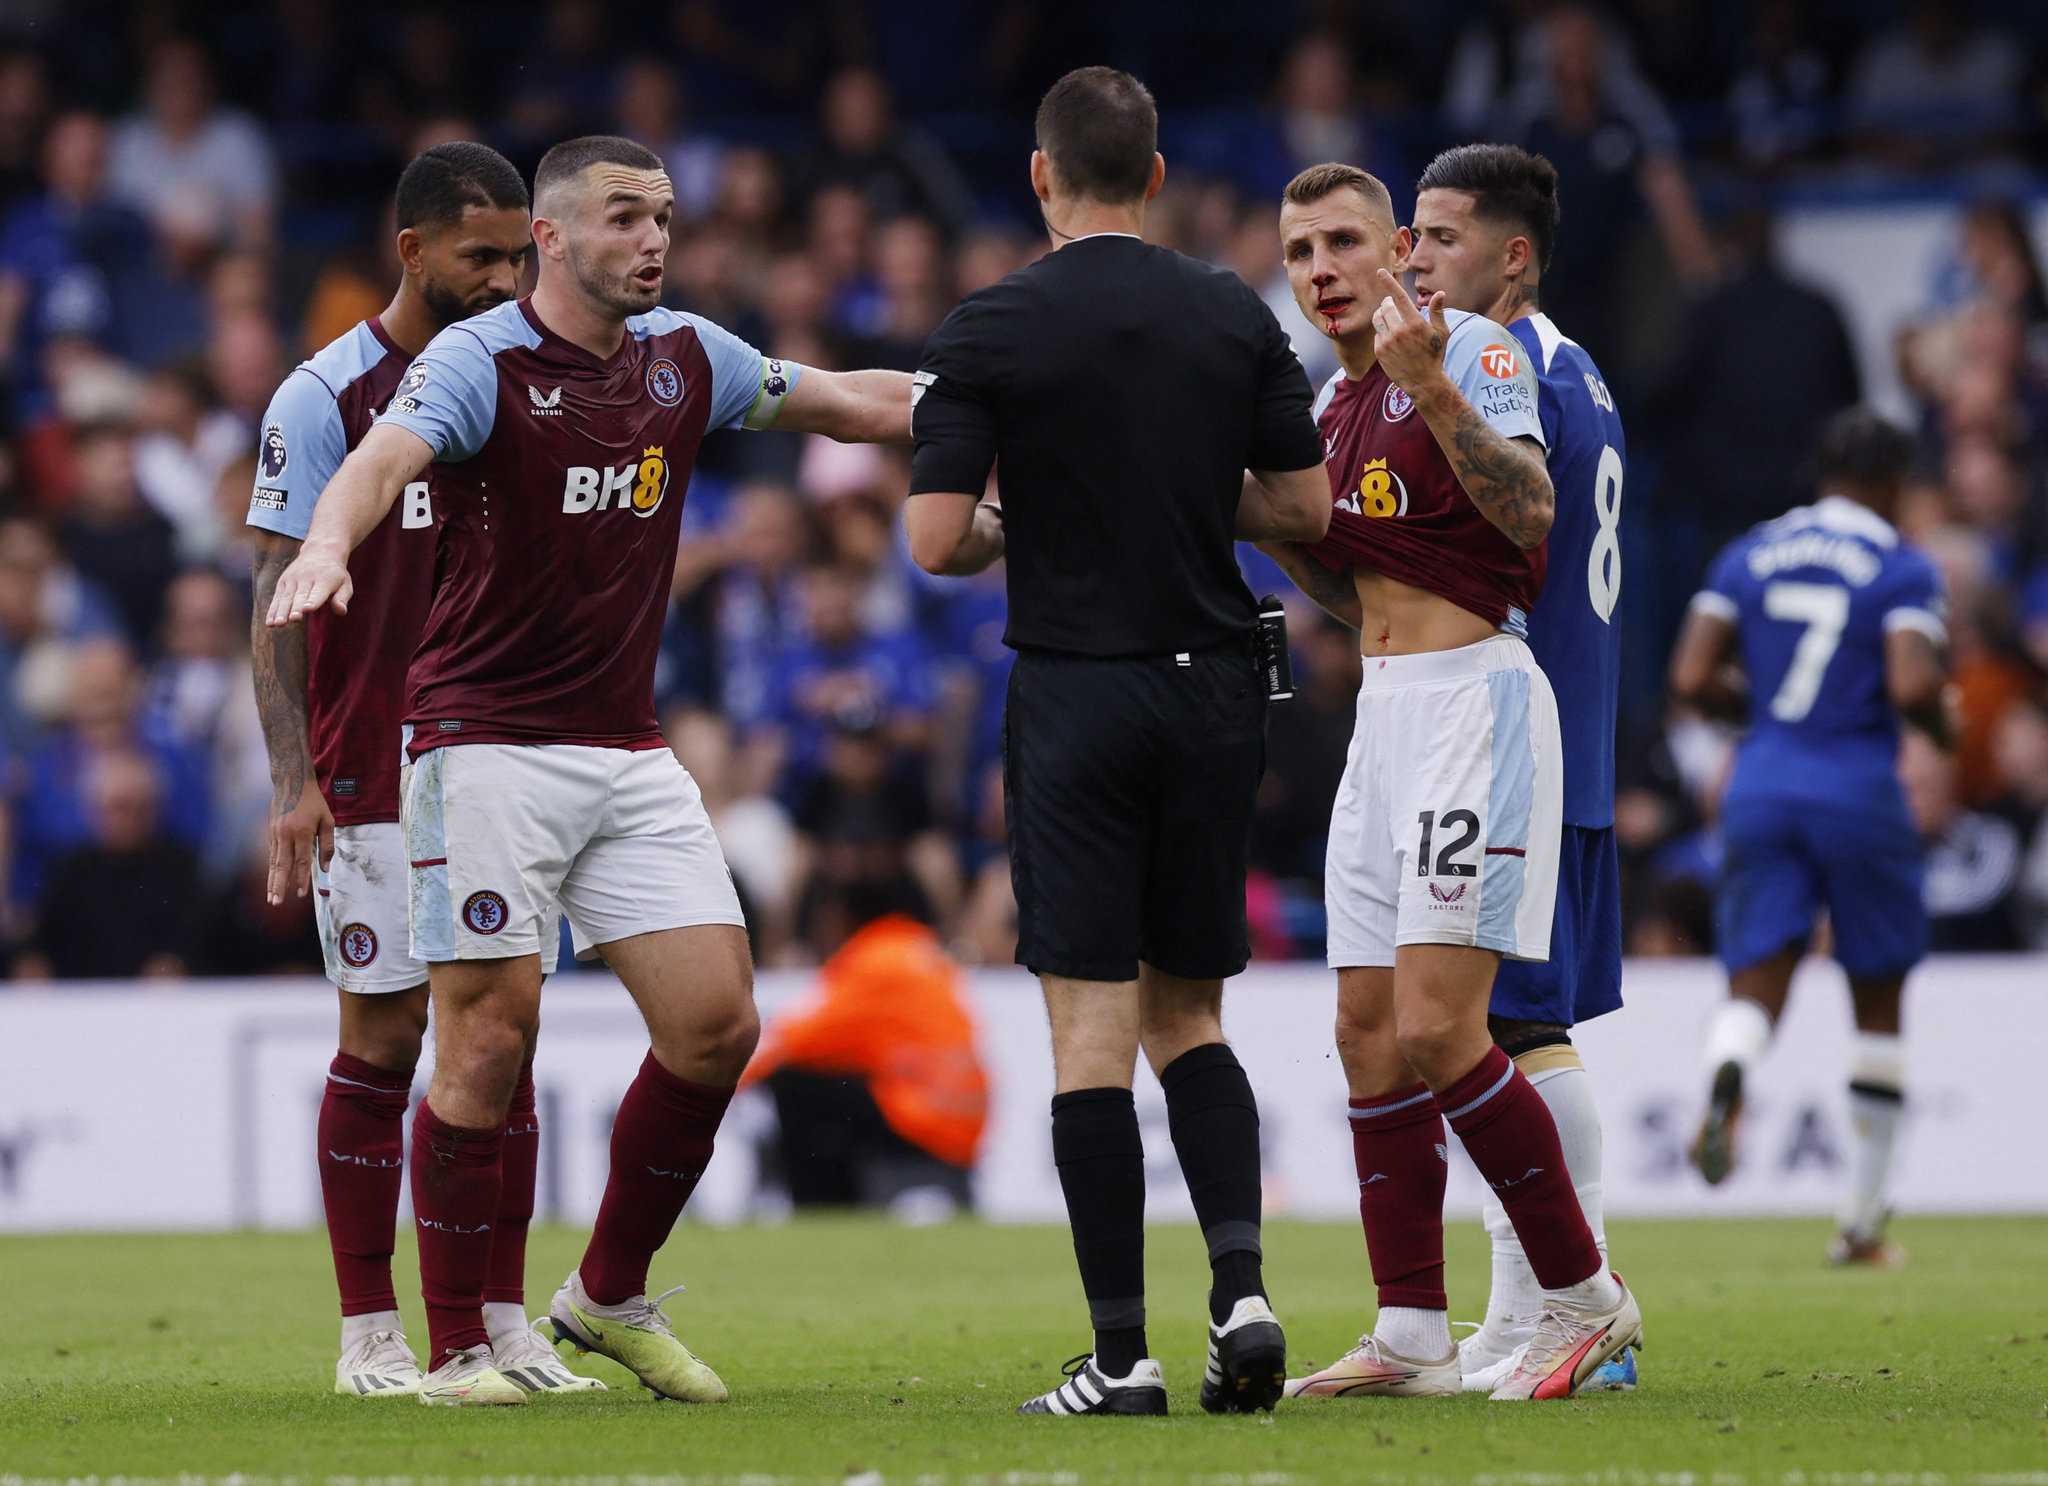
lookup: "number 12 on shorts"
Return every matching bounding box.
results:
[1416,809,1479,878]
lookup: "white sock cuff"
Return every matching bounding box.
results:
[1850,1031,1904,1096]
[483,1300,530,1345]
[1703,998,1773,1076]
[341,1309,403,1351]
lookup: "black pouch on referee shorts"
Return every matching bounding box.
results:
[1254,594,1294,702]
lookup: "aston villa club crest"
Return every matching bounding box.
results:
[463,890,509,935]
[1383,383,1414,422]
[647,357,682,406]
[339,923,378,967]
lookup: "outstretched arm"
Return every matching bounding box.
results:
[250,529,334,903]
[1257,540,1361,630]
[264,423,433,627]
[1669,605,1746,721]
[1370,268,1554,549]
[774,367,915,444]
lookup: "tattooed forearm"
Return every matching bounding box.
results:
[1256,541,1361,630]
[1419,388,1554,548]
[251,531,313,810]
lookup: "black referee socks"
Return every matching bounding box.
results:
[1160,1043,1267,1326]
[1050,1086,1148,1375]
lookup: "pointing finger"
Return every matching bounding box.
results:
[1376,267,1419,316]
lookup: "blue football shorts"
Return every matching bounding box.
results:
[1715,788,1926,980]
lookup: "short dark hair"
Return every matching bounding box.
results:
[1813,407,1916,490]
[1034,67,1157,204]
[534,134,667,208]
[394,141,529,234]
[1414,143,1561,274]
[1282,162,1396,234]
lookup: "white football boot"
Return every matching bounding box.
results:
[334,1327,423,1397]
[416,1345,527,1406]
[494,1319,607,1393]
[1284,1333,1461,1398]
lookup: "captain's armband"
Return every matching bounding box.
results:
[742,356,799,430]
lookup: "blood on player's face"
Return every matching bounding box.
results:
[1409,188,1514,318]
[411,204,534,329]
[560,165,674,317]
[1280,191,1409,346]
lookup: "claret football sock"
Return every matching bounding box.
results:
[1840,1032,1904,1242]
[578,1052,734,1307]
[1159,1044,1267,1325]
[411,1099,505,1368]
[1348,1082,1449,1311]
[484,1061,538,1309]
[319,1052,414,1318]
[1050,1087,1149,1375]
[1438,1047,1604,1294]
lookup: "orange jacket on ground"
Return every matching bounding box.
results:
[742,914,988,1168]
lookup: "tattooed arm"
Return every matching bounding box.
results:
[1367,268,1554,549]
[1256,540,1361,630]
[252,528,334,904]
[1414,396,1553,549]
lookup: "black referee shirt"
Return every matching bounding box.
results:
[909,234,1323,658]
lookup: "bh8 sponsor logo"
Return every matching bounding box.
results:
[561,446,671,518]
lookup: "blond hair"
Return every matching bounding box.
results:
[1282,162,1396,234]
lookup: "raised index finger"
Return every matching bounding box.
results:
[1376,268,1420,318]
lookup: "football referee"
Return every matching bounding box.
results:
[905,67,1330,1418]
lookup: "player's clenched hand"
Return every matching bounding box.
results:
[1369,268,1452,396]
[264,545,354,626]
[266,780,335,905]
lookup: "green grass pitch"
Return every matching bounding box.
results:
[3,1216,2044,1482]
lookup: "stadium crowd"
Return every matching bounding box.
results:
[1,0,2047,978]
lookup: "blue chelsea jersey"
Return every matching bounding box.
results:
[1693,496,1947,806]
[1510,314,1624,829]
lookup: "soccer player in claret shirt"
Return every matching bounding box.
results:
[1406,143,1637,1393]
[267,135,912,1407]
[1257,163,1641,1402]
[249,142,592,1398]
[1671,410,1948,1269]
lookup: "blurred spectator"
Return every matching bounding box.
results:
[949,760,1016,967]
[791,709,958,951]
[1993,700,2048,948]
[0,50,50,219]
[356,14,486,150]
[809,184,881,337]
[0,111,202,421]
[742,878,985,1217]
[1726,0,1834,172]
[504,0,617,152]
[107,37,276,264]
[56,421,178,650]
[954,225,1032,299]
[16,748,201,980]
[131,357,247,561]
[769,561,932,780]
[613,56,726,222]
[206,310,284,425]
[195,815,323,975]
[1492,4,1714,371]
[712,480,813,731]
[0,514,121,759]
[1901,727,2024,950]
[848,215,951,371]
[666,706,798,962]
[1847,1,2027,171]
[8,636,209,914]
[142,568,266,881]
[664,220,769,348]
[787,67,972,235]
[1645,206,1861,561]
[1243,32,1408,210]
[712,145,787,245]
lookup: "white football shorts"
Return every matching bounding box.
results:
[314,822,430,994]
[1325,633,1562,967]
[318,819,560,989]
[403,743,744,963]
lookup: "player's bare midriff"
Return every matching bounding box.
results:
[1350,567,1500,657]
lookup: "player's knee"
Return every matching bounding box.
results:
[690,997,760,1079]
[1393,1020,1471,1088]
[338,988,429,1073]
[444,1018,529,1102]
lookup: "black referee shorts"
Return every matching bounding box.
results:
[1004,641,1265,983]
